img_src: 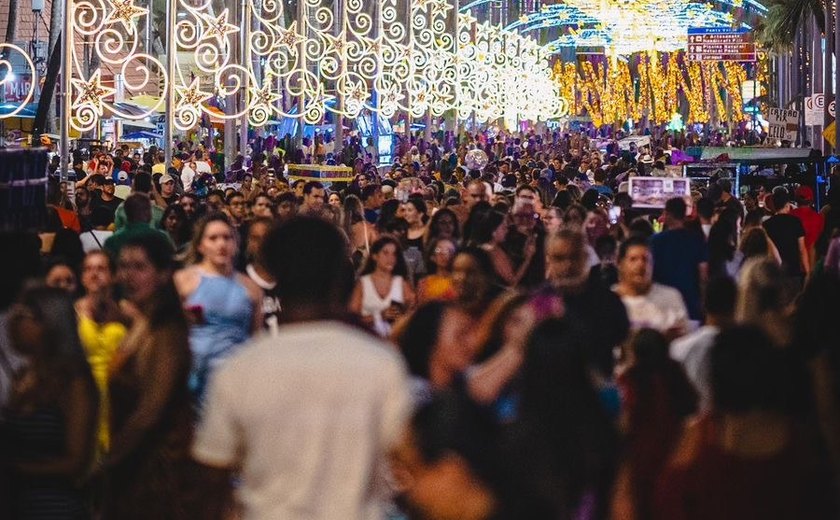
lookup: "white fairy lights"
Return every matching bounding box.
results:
[64,0,565,134]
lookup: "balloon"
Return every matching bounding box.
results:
[464,148,489,171]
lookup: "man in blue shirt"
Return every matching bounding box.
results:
[650,197,709,321]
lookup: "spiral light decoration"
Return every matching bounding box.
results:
[67,0,565,135]
[68,0,166,132]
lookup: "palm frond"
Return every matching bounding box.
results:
[758,0,824,51]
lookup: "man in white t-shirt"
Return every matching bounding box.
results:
[613,236,689,340]
[671,276,736,412]
[192,217,411,520]
[181,151,212,192]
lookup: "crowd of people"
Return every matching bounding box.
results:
[2,126,840,519]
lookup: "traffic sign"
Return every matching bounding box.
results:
[687,27,756,62]
[805,94,825,126]
[824,121,836,148]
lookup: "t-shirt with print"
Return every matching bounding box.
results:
[617,283,689,333]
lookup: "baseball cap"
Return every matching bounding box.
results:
[795,185,814,202]
[160,174,174,184]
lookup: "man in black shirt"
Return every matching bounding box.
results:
[716,178,744,218]
[763,189,809,282]
[545,228,629,377]
[90,178,124,225]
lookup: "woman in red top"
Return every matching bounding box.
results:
[654,326,834,520]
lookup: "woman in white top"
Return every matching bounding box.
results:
[350,235,415,337]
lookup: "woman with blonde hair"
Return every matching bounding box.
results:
[738,227,781,267]
[736,258,796,348]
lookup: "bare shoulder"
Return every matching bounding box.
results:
[173,266,201,297]
[236,272,264,302]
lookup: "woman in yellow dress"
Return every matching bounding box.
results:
[75,250,130,459]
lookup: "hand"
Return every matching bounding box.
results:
[382,303,405,323]
[663,324,687,342]
[524,235,537,259]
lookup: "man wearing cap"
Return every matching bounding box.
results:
[158,173,179,207]
[90,177,124,223]
[790,185,825,270]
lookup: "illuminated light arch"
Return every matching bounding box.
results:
[67,0,167,132]
[66,0,567,135]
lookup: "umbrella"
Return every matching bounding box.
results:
[122,131,163,140]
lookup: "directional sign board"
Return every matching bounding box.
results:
[767,108,799,142]
[687,27,756,62]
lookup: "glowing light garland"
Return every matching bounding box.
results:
[67,0,565,135]
[68,0,166,132]
[502,0,763,57]
[553,51,756,127]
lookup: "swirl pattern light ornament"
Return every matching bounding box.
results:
[456,13,567,126]
[0,43,37,119]
[66,0,566,136]
[67,0,166,133]
[171,0,252,132]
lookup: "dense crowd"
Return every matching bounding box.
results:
[2,127,840,520]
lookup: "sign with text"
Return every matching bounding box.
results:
[766,108,799,141]
[628,177,692,209]
[805,94,835,126]
[687,27,756,62]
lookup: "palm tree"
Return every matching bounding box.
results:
[758,0,825,51]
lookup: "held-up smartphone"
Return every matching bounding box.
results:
[384,301,406,324]
[608,206,621,224]
[186,305,205,325]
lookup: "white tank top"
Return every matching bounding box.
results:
[360,274,404,337]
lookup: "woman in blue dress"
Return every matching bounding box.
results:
[174,213,262,405]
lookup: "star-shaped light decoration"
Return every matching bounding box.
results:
[413,0,434,11]
[277,22,305,50]
[430,0,453,18]
[71,70,116,116]
[175,78,213,109]
[104,0,148,31]
[250,82,281,111]
[202,9,239,45]
[346,81,368,103]
[365,36,383,55]
[322,31,347,56]
[379,83,405,107]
